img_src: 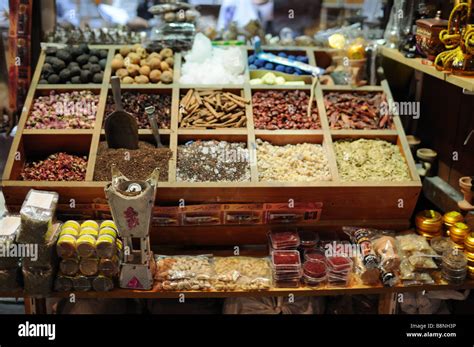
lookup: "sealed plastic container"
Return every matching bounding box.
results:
[54,274,74,292]
[56,234,77,258]
[60,258,79,276]
[72,275,92,291]
[269,229,301,249]
[303,274,327,287]
[62,220,81,231]
[303,259,327,278]
[96,234,116,258]
[100,220,117,231]
[76,234,97,258]
[24,223,60,268]
[272,250,301,267]
[92,275,114,292]
[304,248,327,262]
[79,258,99,276]
[80,220,99,230]
[298,230,319,249]
[327,256,353,272]
[98,256,120,277]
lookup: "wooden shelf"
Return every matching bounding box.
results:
[2,280,474,299]
[1,44,422,227]
[380,47,474,92]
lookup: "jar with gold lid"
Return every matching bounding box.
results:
[449,222,471,246]
[416,210,443,238]
[443,211,464,236]
[465,232,474,253]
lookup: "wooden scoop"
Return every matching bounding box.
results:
[105,76,139,149]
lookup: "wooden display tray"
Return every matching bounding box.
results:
[1,45,421,230]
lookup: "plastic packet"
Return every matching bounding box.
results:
[213,257,272,291]
[408,252,438,270]
[369,230,400,272]
[343,227,379,269]
[154,255,214,291]
[22,266,55,297]
[0,268,20,291]
[0,215,21,269]
[23,223,60,268]
[396,234,433,253]
[18,190,59,244]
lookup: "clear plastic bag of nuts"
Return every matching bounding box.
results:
[154,255,214,291]
[212,257,272,291]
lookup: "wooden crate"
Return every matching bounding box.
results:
[1,45,421,235]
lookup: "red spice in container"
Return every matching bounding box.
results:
[269,230,301,250]
[272,250,301,266]
[303,259,326,278]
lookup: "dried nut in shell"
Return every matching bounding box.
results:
[139,65,151,76]
[116,68,128,78]
[160,61,170,71]
[111,58,124,70]
[160,48,173,58]
[160,70,173,83]
[135,75,149,84]
[149,52,161,60]
[165,57,174,67]
[127,52,140,65]
[148,58,161,70]
[119,47,130,57]
[149,69,161,83]
[136,47,147,59]
[122,76,134,84]
[127,64,140,77]
[131,43,141,52]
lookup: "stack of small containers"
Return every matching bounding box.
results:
[441,249,467,284]
[464,233,474,279]
[442,211,464,236]
[269,230,302,287]
[326,255,353,287]
[415,210,443,240]
[55,220,122,292]
[449,222,471,249]
[303,248,327,286]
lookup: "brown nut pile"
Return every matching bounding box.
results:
[177,140,250,182]
[21,152,87,181]
[104,91,171,129]
[179,89,248,129]
[252,90,321,130]
[324,92,394,130]
[112,44,174,84]
[93,141,171,182]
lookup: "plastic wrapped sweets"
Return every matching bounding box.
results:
[213,257,272,291]
[155,255,214,291]
[17,190,58,244]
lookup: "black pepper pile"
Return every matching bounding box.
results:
[177,140,251,182]
[104,92,171,129]
[93,142,171,181]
